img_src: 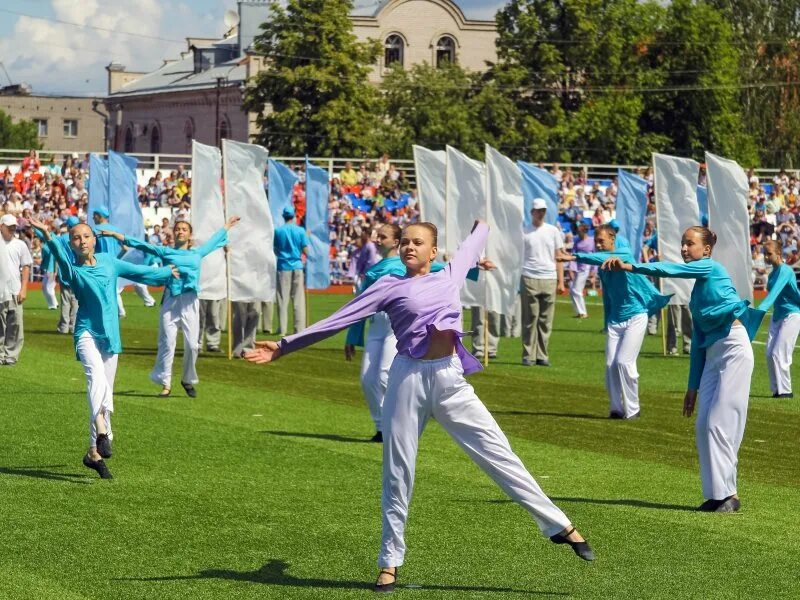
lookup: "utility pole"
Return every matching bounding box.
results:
[215,76,225,148]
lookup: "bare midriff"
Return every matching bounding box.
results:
[423,329,457,359]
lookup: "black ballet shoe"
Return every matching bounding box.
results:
[181,382,197,398]
[550,527,595,561]
[608,411,624,419]
[370,431,383,443]
[773,392,793,398]
[697,495,740,513]
[96,433,113,459]
[374,568,398,593]
[83,454,113,479]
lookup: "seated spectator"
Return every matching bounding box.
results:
[340,161,358,186]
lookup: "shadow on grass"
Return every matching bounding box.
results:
[492,410,607,420]
[482,496,694,511]
[263,431,374,444]
[122,559,562,595]
[0,465,91,484]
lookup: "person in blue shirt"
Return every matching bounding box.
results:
[30,217,180,480]
[603,226,765,513]
[559,225,670,419]
[758,239,800,398]
[40,225,59,310]
[273,206,309,335]
[100,216,240,398]
[342,223,491,441]
[56,217,80,334]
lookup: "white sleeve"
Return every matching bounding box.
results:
[554,226,565,250]
[18,241,33,267]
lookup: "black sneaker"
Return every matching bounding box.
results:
[773,392,793,398]
[370,431,383,443]
[181,382,197,398]
[96,433,113,459]
[83,454,113,479]
[536,359,551,367]
[608,412,624,419]
[715,496,741,513]
[206,346,221,353]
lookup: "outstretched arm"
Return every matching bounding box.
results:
[758,265,793,314]
[114,259,179,287]
[449,221,489,283]
[122,235,169,259]
[627,260,713,279]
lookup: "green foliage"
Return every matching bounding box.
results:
[244,0,381,157]
[0,109,41,150]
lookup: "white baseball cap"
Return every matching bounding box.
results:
[532,198,548,210]
[0,214,17,227]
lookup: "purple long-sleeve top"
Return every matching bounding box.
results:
[281,223,489,374]
[570,235,596,273]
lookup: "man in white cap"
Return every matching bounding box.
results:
[0,214,33,365]
[520,198,565,366]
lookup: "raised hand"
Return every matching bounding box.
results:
[244,340,282,364]
[28,218,49,238]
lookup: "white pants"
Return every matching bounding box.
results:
[42,272,58,309]
[379,355,571,567]
[76,332,118,448]
[117,283,156,316]
[360,312,397,432]
[569,270,590,317]
[696,325,753,500]
[766,313,800,395]
[605,314,647,418]
[151,291,200,387]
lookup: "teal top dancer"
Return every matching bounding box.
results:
[759,261,800,320]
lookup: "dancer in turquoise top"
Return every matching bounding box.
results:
[343,223,487,441]
[559,224,670,419]
[30,217,179,480]
[100,216,240,398]
[604,226,765,513]
[39,231,59,310]
[757,240,800,398]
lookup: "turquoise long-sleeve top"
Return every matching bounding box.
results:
[46,237,175,356]
[122,228,228,297]
[345,256,478,347]
[94,223,124,257]
[758,263,800,322]
[573,248,671,325]
[630,258,765,390]
[41,242,56,274]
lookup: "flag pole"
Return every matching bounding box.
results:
[652,155,667,357]
[222,141,233,360]
[483,146,490,367]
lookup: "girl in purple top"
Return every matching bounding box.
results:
[246,220,594,592]
[569,223,595,318]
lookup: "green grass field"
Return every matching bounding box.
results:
[1,290,798,599]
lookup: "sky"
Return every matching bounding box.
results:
[0,0,507,97]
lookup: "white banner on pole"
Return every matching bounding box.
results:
[191,140,226,300]
[485,145,523,316]
[413,145,447,255]
[446,146,486,307]
[706,152,753,302]
[653,153,701,305]
[222,139,276,302]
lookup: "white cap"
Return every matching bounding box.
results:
[532,198,548,210]
[0,214,17,227]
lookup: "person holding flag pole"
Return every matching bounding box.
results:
[99,216,241,397]
[246,219,594,592]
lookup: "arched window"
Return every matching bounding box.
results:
[435,36,456,67]
[384,34,404,68]
[150,124,161,154]
[184,119,194,153]
[124,126,134,153]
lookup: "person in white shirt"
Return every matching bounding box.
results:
[0,214,33,365]
[520,198,565,366]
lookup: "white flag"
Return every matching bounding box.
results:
[706,152,753,302]
[413,145,447,254]
[485,145,523,316]
[191,141,226,300]
[446,146,486,307]
[653,153,700,304]
[222,139,276,302]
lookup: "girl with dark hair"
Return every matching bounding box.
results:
[247,220,594,592]
[603,226,765,512]
[559,224,670,419]
[758,239,800,398]
[100,216,240,397]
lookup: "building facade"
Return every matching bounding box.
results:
[0,87,105,152]
[104,0,498,155]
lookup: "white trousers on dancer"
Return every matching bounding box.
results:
[696,325,753,500]
[117,283,156,316]
[765,313,800,395]
[151,291,200,387]
[76,332,118,448]
[42,272,58,309]
[605,313,647,418]
[360,312,397,432]
[379,354,571,567]
[569,270,590,317]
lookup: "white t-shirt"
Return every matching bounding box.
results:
[3,238,33,296]
[522,223,563,279]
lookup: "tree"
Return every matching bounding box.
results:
[0,110,40,150]
[244,0,381,156]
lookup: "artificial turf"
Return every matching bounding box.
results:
[0,291,798,599]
